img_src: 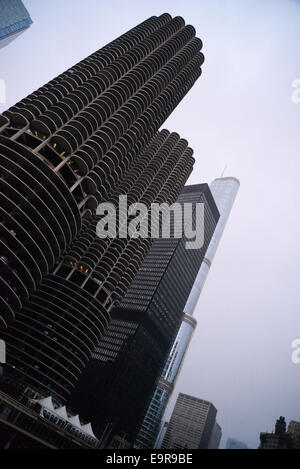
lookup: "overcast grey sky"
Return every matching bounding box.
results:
[0,0,299,449]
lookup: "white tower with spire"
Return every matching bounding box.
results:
[135,177,240,449]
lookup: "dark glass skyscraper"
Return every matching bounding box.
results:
[0,14,204,405]
[161,393,218,449]
[69,184,219,444]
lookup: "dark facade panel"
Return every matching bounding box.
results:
[161,393,217,449]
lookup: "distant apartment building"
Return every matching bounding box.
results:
[0,0,32,48]
[259,416,300,449]
[208,422,222,449]
[155,421,169,449]
[136,177,239,449]
[288,420,300,436]
[161,393,218,449]
[226,438,248,449]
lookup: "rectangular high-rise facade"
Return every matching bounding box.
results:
[69,184,219,443]
[226,438,248,449]
[137,177,239,449]
[288,421,300,436]
[161,393,217,449]
[0,14,204,406]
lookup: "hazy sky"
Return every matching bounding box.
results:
[1,0,299,449]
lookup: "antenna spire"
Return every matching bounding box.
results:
[220,165,227,178]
